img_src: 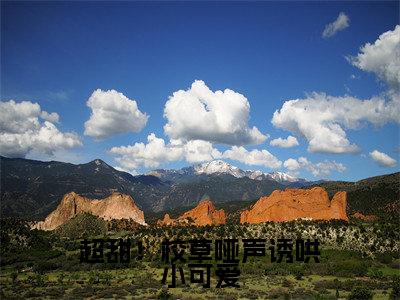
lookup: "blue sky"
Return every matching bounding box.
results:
[1,1,399,181]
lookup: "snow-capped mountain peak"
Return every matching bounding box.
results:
[147,160,305,184]
[265,171,299,182]
[193,160,303,183]
[194,160,245,178]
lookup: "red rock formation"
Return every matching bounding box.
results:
[33,192,146,230]
[352,212,378,221]
[157,199,226,226]
[157,213,174,226]
[240,187,348,224]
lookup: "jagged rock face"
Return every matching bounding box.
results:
[156,213,174,226]
[33,192,146,230]
[157,199,226,226]
[240,187,348,223]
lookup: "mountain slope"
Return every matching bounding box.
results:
[0,157,284,219]
[155,174,283,211]
[0,156,168,219]
[311,172,400,216]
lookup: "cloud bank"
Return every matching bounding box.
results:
[109,133,222,173]
[0,100,82,158]
[284,157,346,177]
[223,146,282,169]
[110,134,281,173]
[272,92,399,154]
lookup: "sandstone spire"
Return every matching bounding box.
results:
[157,199,226,226]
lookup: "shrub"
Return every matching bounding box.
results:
[294,268,304,280]
[330,260,369,277]
[101,272,112,286]
[348,285,373,300]
[88,271,100,284]
[54,213,107,239]
[27,274,46,287]
[390,260,400,270]
[34,260,58,274]
[10,272,18,284]
[57,273,64,285]
[378,252,394,264]
[369,268,384,279]
[157,288,172,299]
[390,277,400,300]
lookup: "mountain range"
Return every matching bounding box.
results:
[1,156,398,220]
[148,160,304,183]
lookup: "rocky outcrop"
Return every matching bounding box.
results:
[156,213,175,226]
[240,187,348,223]
[157,199,226,226]
[33,192,146,230]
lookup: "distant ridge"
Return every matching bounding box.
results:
[149,159,305,183]
[1,156,398,220]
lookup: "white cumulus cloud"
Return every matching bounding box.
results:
[109,133,183,170]
[109,134,222,172]
[0,100,82,158]
[40,111,59,123]
[163,80,267,146]
[84,89,148,139]
[369,150,397,167]
[284,157,346,177]
[183,139,222,163]
[322,12,350,38]
[271,92,399,154]
[270,135,299,148]
[110,132,284,172]
[349,25,400,89]
[223,146,282,169]
[283,158,300,171]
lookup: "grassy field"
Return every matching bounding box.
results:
[0,260,398,299]
[1,217,399,299]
